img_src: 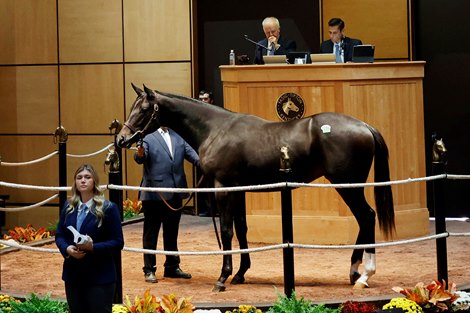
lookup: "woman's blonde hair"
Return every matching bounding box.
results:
[66,164,105,227]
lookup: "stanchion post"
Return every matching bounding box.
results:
[54,126,68,214]
[431,135,448,283]
[107,120,124,303]
[279,146,295,297]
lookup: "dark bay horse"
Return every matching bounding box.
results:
[117,84,395,291]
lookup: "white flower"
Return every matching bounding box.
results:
[452,291,470,311]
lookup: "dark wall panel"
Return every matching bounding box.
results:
[415,0,470,216]
[197,0,319,106]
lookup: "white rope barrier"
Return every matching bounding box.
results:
[1,232,469,256]
[0,143,114,167]
[0,151,58,167]
[289,174,447,189]
[66,143,114,158]
[0,181,70,191]
[0,239,60,253]
[0,194,59,212]
[106,174,449,193]
[447,174,470,180]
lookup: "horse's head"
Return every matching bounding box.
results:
[116,83,161,148]
[432,138,448,164]
[104,148,120,173]
[282,98,299,115]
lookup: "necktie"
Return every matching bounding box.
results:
[268,42,275,56]
[335,43,342,63]
[76,204,87,232]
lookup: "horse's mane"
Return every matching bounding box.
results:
[156,90,231,114]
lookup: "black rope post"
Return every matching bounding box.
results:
[279,146,295,298]
[431,135,448,283]
[54,126,68,215]
[107,119,124,303]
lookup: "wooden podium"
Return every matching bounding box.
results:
[220,61,429,244]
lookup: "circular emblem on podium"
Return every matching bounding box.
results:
[276,92,305,121]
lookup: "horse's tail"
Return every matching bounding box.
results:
[367,124,396,239]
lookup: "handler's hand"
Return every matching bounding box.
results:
[76,236,93,252]
[66,245,86,259]
[136,144,145,158]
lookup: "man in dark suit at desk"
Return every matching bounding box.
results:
[320,18,362,63]
[254,16,296,65]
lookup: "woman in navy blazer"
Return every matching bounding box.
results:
[55,164,124,313]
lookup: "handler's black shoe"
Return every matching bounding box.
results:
[144,272,157,283]
[164,268,192,279]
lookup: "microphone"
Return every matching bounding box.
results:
[243,35,271,51]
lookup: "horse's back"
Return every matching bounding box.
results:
[307,112,377,182]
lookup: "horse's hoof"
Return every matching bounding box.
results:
[349,272,361,285]
[230,274,245,285]
[353,281,369,289]
[212,282,226,292]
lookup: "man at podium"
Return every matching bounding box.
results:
[320,17,362,63]
[253,17,296,65]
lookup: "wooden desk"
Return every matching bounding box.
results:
[220,62,429,244]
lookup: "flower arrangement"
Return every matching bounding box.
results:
[125,289,161,313]
[4,293,68,313]
[392,280,459,312]
[2,224,51,243]
[226,305,262,313]
[451,291,470,312]
[265,289,341,313]
[340,300,378,313]
[383,297,424,313]
[113,304,129,313]
[124,289,193,313]
[123,198,143,219]
[0,294,21,311]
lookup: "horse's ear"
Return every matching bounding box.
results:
[143,84,155,100]
[131,83,143,95]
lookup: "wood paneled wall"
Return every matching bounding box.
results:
[321,0,411,60]
[0,0,194,229]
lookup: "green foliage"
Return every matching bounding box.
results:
[6,293,68,313]
[266,290,341,313]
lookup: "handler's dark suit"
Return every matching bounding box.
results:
[134,128,199,276]
[253,36,297,65]
[320,36,362,62]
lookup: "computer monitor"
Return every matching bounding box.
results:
[310,53,336,63]
[352,45,375,63]
[287,52,312,64]
[262,55,287,64]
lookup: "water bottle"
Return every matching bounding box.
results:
[229,49,235,65]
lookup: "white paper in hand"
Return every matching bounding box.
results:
[67,225,90,245]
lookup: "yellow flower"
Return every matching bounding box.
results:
[383,298,424,313]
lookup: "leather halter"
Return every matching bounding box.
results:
[123,103,160,141]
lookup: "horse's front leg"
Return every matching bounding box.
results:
[231,192,250,284]
[212,193,234,292]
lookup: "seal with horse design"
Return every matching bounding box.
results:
[276,92,305,121]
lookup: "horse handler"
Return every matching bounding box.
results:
[134,127,200,283]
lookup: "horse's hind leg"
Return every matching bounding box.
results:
[336,188,377,288]
[231,192,251,284]
[213,191,235,292]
